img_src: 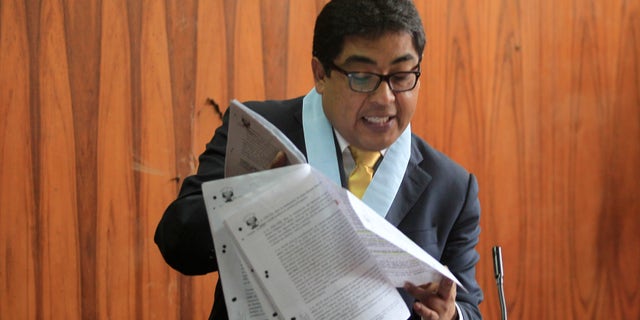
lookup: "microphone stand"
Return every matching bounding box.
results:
[492,246,507,320]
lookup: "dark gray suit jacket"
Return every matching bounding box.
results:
[155,96,483,319]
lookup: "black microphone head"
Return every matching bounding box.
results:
[492,246,504,279]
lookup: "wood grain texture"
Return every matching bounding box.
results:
[1,1,35,319]
[1,0,639,319]
[97,0,136,319]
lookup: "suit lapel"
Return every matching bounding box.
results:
[290,104,307,155]
[385,145,432,226]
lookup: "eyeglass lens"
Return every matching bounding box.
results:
[348,72,418,93]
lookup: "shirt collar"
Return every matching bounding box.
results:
[334,129,388,156]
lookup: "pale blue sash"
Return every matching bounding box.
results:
[302,88,411,217]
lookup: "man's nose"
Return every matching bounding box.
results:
[369,79,396,105]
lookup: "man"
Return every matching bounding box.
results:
[155,0,483,319]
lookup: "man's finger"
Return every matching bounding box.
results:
[404,282,438,300]
[413,301,439,320]
[269,151,288,168]
[437,277,455,300]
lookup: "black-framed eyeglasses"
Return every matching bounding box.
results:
[329,62,421,93]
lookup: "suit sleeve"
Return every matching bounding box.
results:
[153,110,231,275]
[445,173,483,319]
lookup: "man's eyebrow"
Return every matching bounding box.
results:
[343,55,377,65]
[342,53,418,66]
[391,54,418,64]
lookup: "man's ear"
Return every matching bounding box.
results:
[311,57,327,93]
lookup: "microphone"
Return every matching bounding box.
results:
[492,246,507,320]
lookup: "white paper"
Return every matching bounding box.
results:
[203,164,464,319]
[203,167,307,319]
[224,99,306,177]
[220,165,408,320]
[346,192,465,290]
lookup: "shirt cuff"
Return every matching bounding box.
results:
[455,302,463,320]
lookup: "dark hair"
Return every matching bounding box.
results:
[312,0,426,71]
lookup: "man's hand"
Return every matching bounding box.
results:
[269,151,289,168]
[404,278,458,320]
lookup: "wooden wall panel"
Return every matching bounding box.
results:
[97,0,137,318]
[1,1,35,319]
[1,0,639,319]
[38,0,82,318]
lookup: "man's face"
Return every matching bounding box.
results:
[313,31,421,151]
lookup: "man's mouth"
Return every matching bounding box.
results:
[363,116,391,124]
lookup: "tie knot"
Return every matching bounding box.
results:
[349,146,381,168]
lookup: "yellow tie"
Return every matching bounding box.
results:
[348,146,381,199]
